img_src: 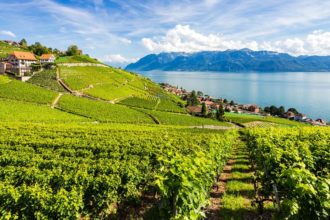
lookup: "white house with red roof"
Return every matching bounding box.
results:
[40,54,56,64]
[7,51,37,76]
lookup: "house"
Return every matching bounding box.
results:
[0,62,13,74]
[187,106,202,116]
[315,119,327,126]
[7,51,37,77]
[284,111,295,119]
[40,54,56,64]
[247,104,260,113]
[294,114,307,121]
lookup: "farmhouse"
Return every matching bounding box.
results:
[7,51,37,77]
[40,54,56,64]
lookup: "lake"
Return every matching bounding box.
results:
[139,71,330,121]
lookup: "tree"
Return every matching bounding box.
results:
[264,106,270,113]
[197,91,203,97]
[28,42,50,56]
[187,90,199,106]
[66,45,81,56]
[201,103,207,117]
[230,100,235,106]
[288,108,299,115]
[277,106,285,116]
[269,105,278,115]
[223,99,228,104]
[19,38,28,47]
[216,104,225,121]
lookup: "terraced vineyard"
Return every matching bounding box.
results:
[57,94,155,124]
[58,66,186,113]
[0,76,57,104]
[0,123,238,219]
[137,108,232,126]
[28,69,66,92]
[0,98,89,123]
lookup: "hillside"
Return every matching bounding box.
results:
[126,49,330,72]
[0,51,328,220]
[0,41,27,58]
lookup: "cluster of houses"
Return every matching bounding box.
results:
[0,51,55,78]
[161,83,328,126]
[283,112,327,126]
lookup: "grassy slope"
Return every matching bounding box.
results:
[0,98,89,123]
[57,94,155,124]
[225,112,306,127]
[0,76,57,104]
[55,55,102,64]
[136,108,232,126]
[0,41,27,58]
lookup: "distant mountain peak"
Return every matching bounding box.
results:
[126,50,330,72]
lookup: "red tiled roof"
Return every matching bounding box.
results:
[10,51,37,61]
[40,54,54,59]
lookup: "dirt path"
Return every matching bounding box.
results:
[206,140,272,219]
[51,93,63,108]
[206,158,235,219]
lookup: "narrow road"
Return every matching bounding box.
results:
[51,93,63,108]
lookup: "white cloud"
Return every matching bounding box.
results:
[102,54,138,64]
[142,25,330,56]
[0,30,16,38]
[142,25,258,53]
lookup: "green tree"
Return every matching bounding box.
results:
[223,99,228,104]
[201,103,207,117]
[230,100,235,106]
[66,45,81,56]
[19,38,28,47]
[288,107,299,115]
[216,104,225,121]
[277,106,285,116]
[187,90,199,106]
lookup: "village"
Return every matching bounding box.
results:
[161,83,328,126]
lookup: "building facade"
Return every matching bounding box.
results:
[7,51,37,77]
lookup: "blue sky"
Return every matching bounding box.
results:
[1,0,330,66]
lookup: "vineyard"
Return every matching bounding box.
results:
[244,127,330,219]
[0,123,238,219]
[0,76,56,104]
[57,94,155,124]
[28,69,66,92]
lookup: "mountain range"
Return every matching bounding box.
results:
[126,49,330,72]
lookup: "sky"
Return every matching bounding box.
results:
[1,0,330,66]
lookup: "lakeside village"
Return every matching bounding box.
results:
[161,83,328,126]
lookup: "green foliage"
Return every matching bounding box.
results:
[57,94,155,124]
[245,127,330,219]
[0,123,238,219]
[28,42,50,56]
[65,45,81,56]
[187,90,199,106]
[136,108,232,126]
[28,69,66,92]
[0,76,57,104]
[0,99,89,123]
